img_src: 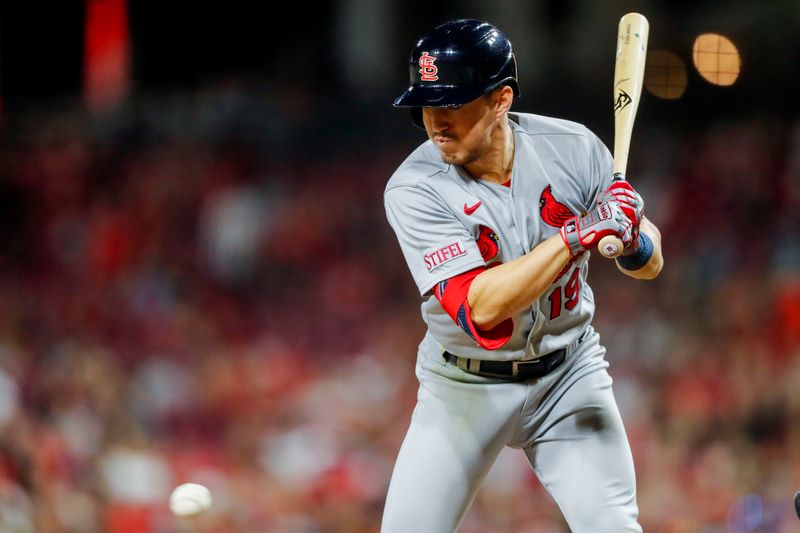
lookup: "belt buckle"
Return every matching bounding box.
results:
[514,356,543,379]
[455,357,482,374]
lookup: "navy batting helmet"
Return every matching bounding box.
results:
[394,19,520,128]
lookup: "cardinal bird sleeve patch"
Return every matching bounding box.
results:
[539,185,575,227]
[475,225,500,262]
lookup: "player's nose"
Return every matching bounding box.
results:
[423,107,452,131]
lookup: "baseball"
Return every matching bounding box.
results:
[169,483,212,517]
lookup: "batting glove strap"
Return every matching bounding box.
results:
[560,218,584,256]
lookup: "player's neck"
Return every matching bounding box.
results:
[463,119,514,185]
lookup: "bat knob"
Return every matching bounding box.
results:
[599,235,624,258]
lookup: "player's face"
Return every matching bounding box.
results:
[422,93,499,166]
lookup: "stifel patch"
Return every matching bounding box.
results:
[424,240,467,272]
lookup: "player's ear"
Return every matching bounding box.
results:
[494,85,514,117]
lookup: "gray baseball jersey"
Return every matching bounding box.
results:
[381,112,643,533]
[384,112,614,360]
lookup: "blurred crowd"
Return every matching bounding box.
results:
[0,90,798,533]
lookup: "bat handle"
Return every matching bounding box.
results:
[598,172,626,259]
[598,235,624,258]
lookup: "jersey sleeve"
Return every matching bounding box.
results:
[433,267,514,350]
[384,184,487,296]
[584,129,615,204]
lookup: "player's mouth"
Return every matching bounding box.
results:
[433,134,456,146]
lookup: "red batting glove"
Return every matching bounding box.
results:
[598,181,644,228]
[560,201,633,256]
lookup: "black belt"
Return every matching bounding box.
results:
[443,347,566,380]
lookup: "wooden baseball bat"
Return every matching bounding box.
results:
[598,13,649,259]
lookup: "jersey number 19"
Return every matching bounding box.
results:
[547,268,581,320]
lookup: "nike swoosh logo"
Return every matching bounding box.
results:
[464,201,482,215]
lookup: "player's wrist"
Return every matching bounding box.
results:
[559,217,583,255]
[616,232,653,270]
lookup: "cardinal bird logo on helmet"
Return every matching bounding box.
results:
[539,185,575,227]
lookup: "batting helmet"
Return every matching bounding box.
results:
[394,19,520,128]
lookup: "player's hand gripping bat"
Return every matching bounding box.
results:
[598,13,649,259]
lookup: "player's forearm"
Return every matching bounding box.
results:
[468,234,571,330]
[616,217,663,280]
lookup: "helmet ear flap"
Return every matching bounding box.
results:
[506,78,521,98]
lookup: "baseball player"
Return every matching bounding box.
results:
[382,19,663,533]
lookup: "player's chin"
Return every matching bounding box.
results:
[439,151,461,165]
[438,147,470,166]
[441,148,482,167]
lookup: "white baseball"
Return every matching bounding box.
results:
[169,483,212,517]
